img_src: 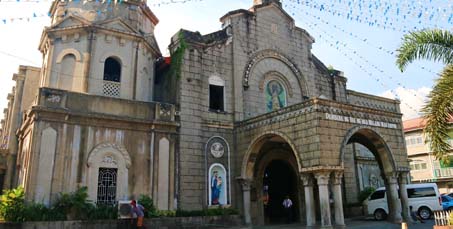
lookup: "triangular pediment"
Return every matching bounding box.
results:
[97,18,138,34]
[51,15,91,29]
[254,3,294,25]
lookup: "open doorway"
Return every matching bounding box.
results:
[263,160,298,224]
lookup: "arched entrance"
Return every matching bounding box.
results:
[340,126,407,223]
[240,132,302,225]
[263,160,298,224]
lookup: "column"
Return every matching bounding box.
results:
[332,171,345,226]
[398,171,411,223]
[385,172,402,223]
[301,173,316,227]
[238,178,253,225]
[315,171,332,227]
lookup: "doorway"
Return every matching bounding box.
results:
[263,160,298,224]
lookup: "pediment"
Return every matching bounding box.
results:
[97,18,138,34]
[255,3,294,25]
[51,15,91,29]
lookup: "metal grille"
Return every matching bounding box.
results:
[103,81,121,97]
[97,167,117,205]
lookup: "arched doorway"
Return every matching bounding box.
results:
[340,126,403,223]
[240,132,302,225]
[263,160,298,224]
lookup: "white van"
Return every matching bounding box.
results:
[364,183,442,220]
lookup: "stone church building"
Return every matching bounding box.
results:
[0,0,411,227]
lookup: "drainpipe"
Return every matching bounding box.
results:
[133,41,139,100]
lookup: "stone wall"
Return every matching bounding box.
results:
[0,215,243,229]
[16,88,177,207]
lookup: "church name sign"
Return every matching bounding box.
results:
[325,113,398,129]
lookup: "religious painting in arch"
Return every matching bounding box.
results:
[265,80,286,112]
[208,163,228,206]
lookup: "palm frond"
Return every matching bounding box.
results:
[396,29,453,71]
[422,65,453,161]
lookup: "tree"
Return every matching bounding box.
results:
[396,29,453,161]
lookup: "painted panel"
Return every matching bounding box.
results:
[157,137,169,210]
[35,127,57,205]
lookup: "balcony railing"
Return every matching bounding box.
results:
[103,81,120,97]
[434,167,453,178]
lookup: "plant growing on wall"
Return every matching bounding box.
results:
[169,31,188,80]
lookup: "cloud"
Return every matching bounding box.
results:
[380,87,431,120]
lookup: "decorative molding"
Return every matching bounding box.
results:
[101,155,117,166]
[300,173,314,187]
[87,143,131,168]
[314,171,331,186]
[236,177,253,191]
[243,49,305,90]
[332,171,344,185]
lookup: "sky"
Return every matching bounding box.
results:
[0,0,450,121]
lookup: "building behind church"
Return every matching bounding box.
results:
[0,0,411,226]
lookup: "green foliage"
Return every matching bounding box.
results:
[23,202,64,221]
[422,65,453,162]
[86,204,118,220]
[53,186,92,220]
[168,31,188,80]
[358,187,376,203]
[138,194,157,218]
[0,187,26,222]
[396,29,453,71]
[396,29,453,161]
[175,207,239,217]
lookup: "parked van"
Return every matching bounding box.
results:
[364,183,442,220]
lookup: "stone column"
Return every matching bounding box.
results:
[332,171,345,226]
[301,173,316,227]
[315,171,332,227]
[398,171,411,223]
[238,178,253,225]
[385,173,402,223]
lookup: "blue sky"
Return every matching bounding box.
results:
[0,0,450,120]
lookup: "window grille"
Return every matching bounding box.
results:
[103,81,121,97]
[97,167,117,205]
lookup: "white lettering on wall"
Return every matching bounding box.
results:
[325,113,398,129]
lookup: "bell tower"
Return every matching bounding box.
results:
[39,0,161,101]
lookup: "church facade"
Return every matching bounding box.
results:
[0,0,411,227]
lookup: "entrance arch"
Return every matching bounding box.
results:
[240,132,302,225]
[339,126,404,223]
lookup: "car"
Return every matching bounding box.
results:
[364,183,442,221]
[442,195,453,211]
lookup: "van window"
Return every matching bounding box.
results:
[369,190,385,200]
[407,187,436,198]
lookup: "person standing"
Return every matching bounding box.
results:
[130,200,145,228]
[282,195,293,223]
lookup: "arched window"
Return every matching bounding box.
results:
[59,54,76,90]
[103,57,121,82]
[265,80,287,112]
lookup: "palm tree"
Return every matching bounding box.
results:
[396,29,453,161]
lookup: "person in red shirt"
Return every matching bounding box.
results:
[130,200,145,228]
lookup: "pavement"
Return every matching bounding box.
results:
[227,218,434,228]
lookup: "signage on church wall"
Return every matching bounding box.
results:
[325,113,398,129]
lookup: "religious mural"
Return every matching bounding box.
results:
[209,163,227,206]
[266,80,286,112]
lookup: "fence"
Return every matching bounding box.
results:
[435,210,453,226]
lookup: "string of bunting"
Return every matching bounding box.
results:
[291,3,439,77]
[286,0,452,32]
[287,9,422,113]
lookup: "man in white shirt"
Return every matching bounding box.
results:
[282,196,293,223]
